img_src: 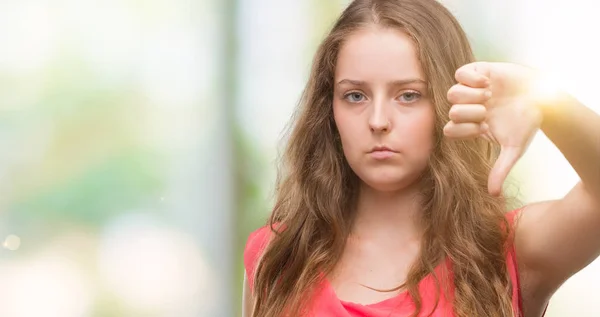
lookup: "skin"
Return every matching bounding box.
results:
[243,26,600,317]
[328,27,435,306]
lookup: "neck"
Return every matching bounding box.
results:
[352,181,424,241]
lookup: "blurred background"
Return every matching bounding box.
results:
[0,0,598,316]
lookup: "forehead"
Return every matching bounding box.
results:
[334,27,425,82]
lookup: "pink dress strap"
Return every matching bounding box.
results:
[505,208,525,315]
[243,225,272,290]
[505,207,548,317]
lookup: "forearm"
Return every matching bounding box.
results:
[540,92,600,199]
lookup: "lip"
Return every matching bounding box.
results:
[368,145,398,159]
[369,145,396,153]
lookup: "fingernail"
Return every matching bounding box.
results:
[484,90,492,98]
[480,122,489,131]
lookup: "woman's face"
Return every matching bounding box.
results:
[333,26,436,192]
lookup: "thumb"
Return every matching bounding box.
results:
[488,145,522,196]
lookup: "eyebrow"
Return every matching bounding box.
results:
[336,78,427,86]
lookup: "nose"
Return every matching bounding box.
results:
[368,98,391,133]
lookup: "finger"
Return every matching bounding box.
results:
[479,127,497,143]
[455,62,491,88]
[443,121,487,139]
[488,146,523,196]
[480,132,493,143]
[447,84,492,105]
[448,104,487,123]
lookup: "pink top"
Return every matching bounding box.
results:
[244,209,542,316]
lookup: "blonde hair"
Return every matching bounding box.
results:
[252,0,515,316]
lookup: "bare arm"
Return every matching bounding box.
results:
[516,93,600,300]
[242,272,253,317]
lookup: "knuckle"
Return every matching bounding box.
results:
[454,68,465,81]
[448,106,460,120]
[443,123,454,135]
[447,87,460,103]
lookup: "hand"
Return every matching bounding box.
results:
[443,62,545,196]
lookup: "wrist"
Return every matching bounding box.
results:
[528,72,572,128]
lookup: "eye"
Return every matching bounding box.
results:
[398,91,421,103]
[343,91,366,103]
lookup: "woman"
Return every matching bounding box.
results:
[242,0,600,316]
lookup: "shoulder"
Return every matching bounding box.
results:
[243,225,274,289]
[506,201,556,226]
[244,225,272,268]
[505,203,555,316]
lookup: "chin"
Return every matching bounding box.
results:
[359,172,421,193]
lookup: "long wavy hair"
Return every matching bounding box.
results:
[251,0,515,316]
